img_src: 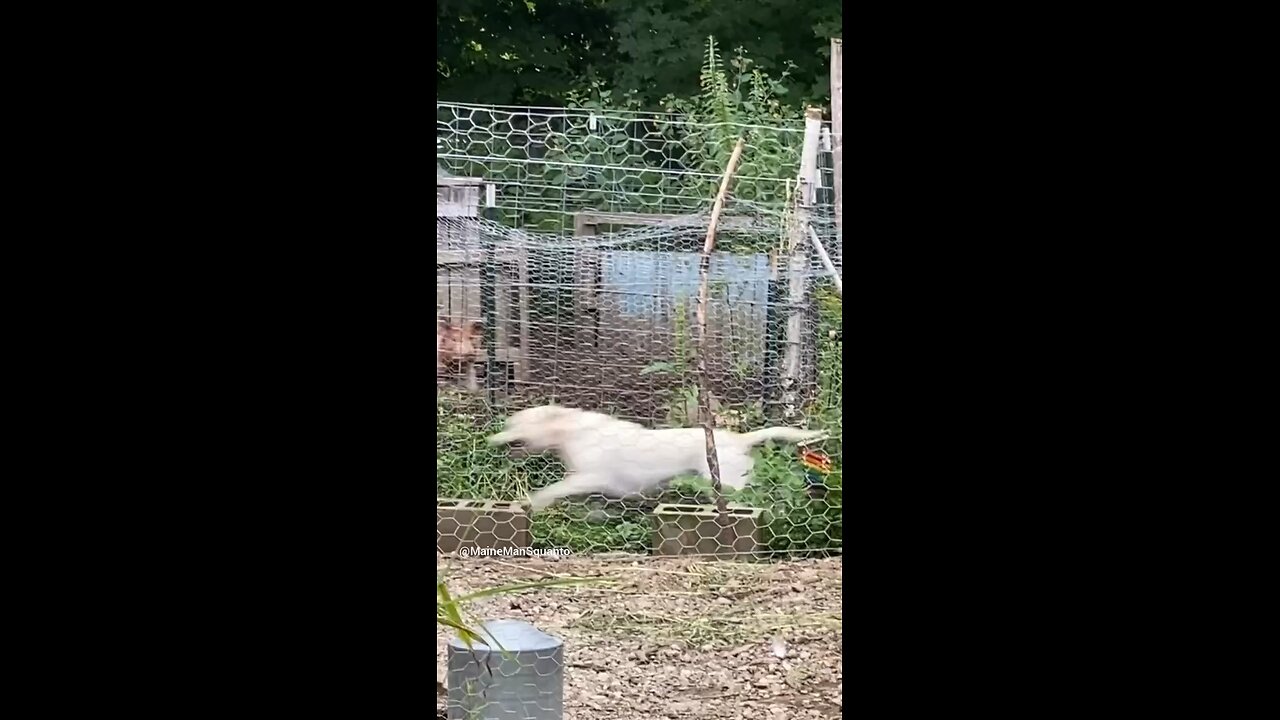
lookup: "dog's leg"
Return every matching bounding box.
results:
[528,473,614,512]
[711,454,755,491]
[464,362,478,391]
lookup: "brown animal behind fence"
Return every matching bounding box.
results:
[437,319,483,390]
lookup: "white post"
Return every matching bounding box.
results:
[807,224,842,295]
[782,107,823,419]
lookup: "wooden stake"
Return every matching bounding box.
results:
[695,137,746,520]
[781,109,823,419]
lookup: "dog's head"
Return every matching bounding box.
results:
[488,404,574,452]
[437,320,484,361]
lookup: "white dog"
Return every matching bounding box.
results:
[488,405,825,511]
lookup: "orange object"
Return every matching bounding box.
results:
[800,448,832,473]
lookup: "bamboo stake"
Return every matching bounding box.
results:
[696,137,746,525]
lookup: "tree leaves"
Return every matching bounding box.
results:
[436,0,842,109]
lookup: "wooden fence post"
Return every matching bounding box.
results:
[782,108,823,419]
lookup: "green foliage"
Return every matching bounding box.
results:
[440,35,814,239]
[688,37,802,210]
[639,287,844,556]
[535,504,653,554]
[658,441,841,557]
[436,0,618,106]
[436,0,842,109]
[506,37,804,242]
[437,390,563,502]
[435,291,843,558]
[572,37,803,170]
[437,388,650,553]
[438,397,842,556]
[737,444,841,556]
[808,285,843,436]
[604,0,841,107]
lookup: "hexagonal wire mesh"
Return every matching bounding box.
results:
[436,102,842,719]
[437,102,841,561]
[446,620,564,720]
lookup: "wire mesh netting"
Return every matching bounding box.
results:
[437,102,843,719]
[437,102,835,227]
[437,102,841,558]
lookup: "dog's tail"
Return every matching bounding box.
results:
[736,427,826,447]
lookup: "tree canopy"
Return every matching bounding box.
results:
[437,0,842,110]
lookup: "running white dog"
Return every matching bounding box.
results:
[488,405,825,511]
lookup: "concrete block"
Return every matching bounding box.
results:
[652,503,764,558]
[437,499,531,555]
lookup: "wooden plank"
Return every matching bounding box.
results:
[516,249,530,382]
[436,177,487,187]
[574,215,601,350]
[436,183,481,218]
[436,249,522,267]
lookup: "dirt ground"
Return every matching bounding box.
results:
[437,554,842,719]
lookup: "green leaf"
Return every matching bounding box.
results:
[640,361,674,375]
[453,577,609,603]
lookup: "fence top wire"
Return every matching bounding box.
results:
[436,101,809,133]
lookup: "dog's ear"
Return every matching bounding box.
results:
[465,321,484,338]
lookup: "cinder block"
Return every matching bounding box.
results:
[651,504,764,558]
[437,499,532,555]
[476,500,531,549]
[437,499,484,555]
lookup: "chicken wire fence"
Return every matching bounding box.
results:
[436,102,842,563]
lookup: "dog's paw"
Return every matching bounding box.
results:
[527,489,562,513]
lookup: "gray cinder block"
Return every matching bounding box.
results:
[437,499,532,555]
[652,503,764,558]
